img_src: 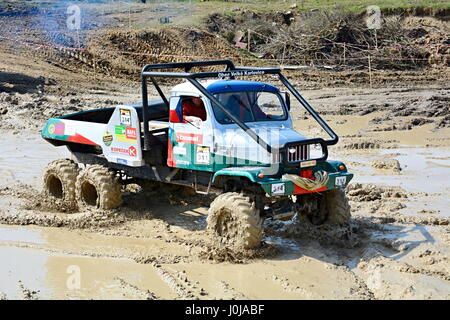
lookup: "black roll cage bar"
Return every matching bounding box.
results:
[140,59,338,167]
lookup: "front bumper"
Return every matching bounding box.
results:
[260,171,353,196]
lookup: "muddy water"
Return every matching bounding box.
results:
[0,133,70,189]
[1,121,449,299]
[339,147,450,218]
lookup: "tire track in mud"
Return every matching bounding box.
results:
[152,265,204,300]
[0,239,191,267]
[397,262,450,281]
[357,254,450,298]
[114,277,159,300]
[330,265,377,300]
[218,281,248,300]
[271,275,326,299]
[365,215,450,226]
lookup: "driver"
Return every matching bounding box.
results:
[182,96,206,127]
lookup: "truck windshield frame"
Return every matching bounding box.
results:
[212,90,288,125]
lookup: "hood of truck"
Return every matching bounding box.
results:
[220,122,307,149]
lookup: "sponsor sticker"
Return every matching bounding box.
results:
[48,124,55,134]
[103,131,113,146]
[120,109,132,126]
[115,125,136,144]
[176,160,190,165]
[111,147,129,156]
[126,127,137,140]
[115,125,126,137]
[196,146,210,165]
[117,158,127,165]
[176,132,203,144]
[173,145,187,155]
[128,146,137,157]
[271,183,285,195]
[55,123,65,135]
[111,146,137,158]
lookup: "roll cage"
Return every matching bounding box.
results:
[141,60,338,168]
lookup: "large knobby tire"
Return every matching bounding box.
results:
[76,165,122,210]
[43,159,80,208]
[207,192,263,250]
[305,188,351,225]
[325,188,351,225]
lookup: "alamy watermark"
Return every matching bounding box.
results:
[66,5,81,31]
[366,5,382,30]
[66,265,81,290]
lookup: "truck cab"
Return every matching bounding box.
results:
[167,79,296,172]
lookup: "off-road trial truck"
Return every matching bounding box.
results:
[41,60,353,249]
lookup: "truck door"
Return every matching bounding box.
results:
[167,96,214,171]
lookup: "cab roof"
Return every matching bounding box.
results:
[170,79,280,97]
[206,80,280,94]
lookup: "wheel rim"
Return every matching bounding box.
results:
[80,181,98,207]
[46,174,63,199]
[215,208,240,244]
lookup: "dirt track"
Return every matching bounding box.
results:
[0,2,449,300]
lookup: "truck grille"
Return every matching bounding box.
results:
[272,152,281,163]
[286,145,309,162]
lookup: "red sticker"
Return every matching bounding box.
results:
[111,147,128,155]
[175,132,203,144]
[128,146,137,157]
[126,127,137,140]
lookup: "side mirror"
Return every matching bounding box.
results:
[284,92,291,111]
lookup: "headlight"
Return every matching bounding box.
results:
[309,144,324,159]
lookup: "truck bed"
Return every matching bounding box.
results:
[61,100,168,123]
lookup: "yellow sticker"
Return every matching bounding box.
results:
[48,124,55,134]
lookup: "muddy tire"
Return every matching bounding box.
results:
[75,165,122,210]
[325,188,351,225]
[305,188,351,225]
[207,192,263,249]
[43,159,80,208]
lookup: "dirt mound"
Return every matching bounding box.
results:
[339,139,398,150]
[78,27,247,79]
[205,10,449,69]
[371,159,402,172]
[392,96,450,118]
[347,183,408,202]
[0,91,85,131]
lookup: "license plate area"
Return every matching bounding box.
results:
[335,176,347,187]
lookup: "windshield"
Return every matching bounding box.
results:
[212,91,287,124]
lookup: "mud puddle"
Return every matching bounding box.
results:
[0,224,184,300]
[0,131,70,189]
[338,147,450,219]
[347,147,450,193]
